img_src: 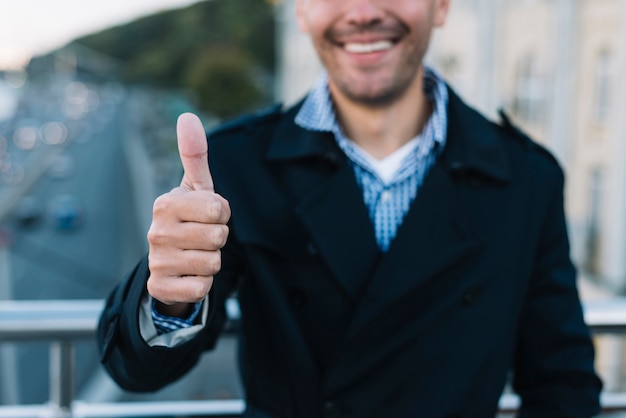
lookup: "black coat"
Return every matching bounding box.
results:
[98,88,602,418]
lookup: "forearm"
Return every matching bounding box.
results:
[98,256,209,392]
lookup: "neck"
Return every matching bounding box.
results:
[330,67,433,160]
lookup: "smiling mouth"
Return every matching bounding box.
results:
[343,40,394,54]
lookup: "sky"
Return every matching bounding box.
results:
[0,0,200,70]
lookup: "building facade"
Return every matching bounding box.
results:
[277,0,626,296]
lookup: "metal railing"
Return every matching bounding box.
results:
[1,298,626,417]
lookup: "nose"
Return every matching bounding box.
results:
[345,0,385,26]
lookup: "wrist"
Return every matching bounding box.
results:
[154,301,195,318]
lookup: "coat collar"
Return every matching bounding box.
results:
[261,85,511,303]
[265,99,341,162]
[265,85,511,184]
[442,88,511,183]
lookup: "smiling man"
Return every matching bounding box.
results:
[98,1,603,417]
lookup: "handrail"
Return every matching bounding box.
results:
[0,300,103,341]
[1,298,626,417]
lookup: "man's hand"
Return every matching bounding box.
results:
[146,113,231,318]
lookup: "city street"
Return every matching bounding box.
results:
[0,79,242,406]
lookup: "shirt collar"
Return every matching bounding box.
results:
[294,65,449,150]
[266,77,511,185]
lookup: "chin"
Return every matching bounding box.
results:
[339,80,405,107]
[329,66,418,107]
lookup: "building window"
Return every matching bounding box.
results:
[593,50,614,124]
[438,54,462,84]
[584,168,604,276]
[513,54,546,125]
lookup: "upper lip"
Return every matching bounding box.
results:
[340,34,395,43]
[329,23,406,46]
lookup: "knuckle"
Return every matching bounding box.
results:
[146,276,166,299]
[208,198,222,220]
[190,280,211,302]
[152,194,172,215]
[147,226,165,246]
[222,198,232,220]
[147,253,162,271]
[219,225,230,246]
[209,225,228,248]
[207,251,222,274]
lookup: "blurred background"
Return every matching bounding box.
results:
[1,0,626,415]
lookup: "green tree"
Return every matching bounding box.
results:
[185,48,263,119]
[34,0,277,118]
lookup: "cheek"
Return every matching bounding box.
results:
[395,1,433,28]
[299,3,339,37]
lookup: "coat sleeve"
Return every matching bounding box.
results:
[97,236,241,392]
[512,168,603,417]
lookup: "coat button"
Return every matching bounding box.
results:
[322,401,341,418]
[462,288,481,305]
[323,151,341,165]
[289,287,307,308]
[467,175,483,187]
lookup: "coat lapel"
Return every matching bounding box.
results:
[344,87,512,340]
[265,87,513,336]
[295,160,380,299]
[266,111,380,300]
[344,161,480,337]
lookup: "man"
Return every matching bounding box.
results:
[98,0,603,416]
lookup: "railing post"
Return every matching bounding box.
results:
[0,234,19,406]
[50,340,74,418]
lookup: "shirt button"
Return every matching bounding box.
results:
[381,191,391,202]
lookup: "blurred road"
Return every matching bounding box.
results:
[0,78,242,405]
[4,84,141,404]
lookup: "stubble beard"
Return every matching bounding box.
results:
[330,60,423,108]
[321,20,428,108]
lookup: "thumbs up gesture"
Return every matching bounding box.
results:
[147,113,231,317]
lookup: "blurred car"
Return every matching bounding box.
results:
[0,225,14,248]
[47,195,84,230]
[47,152,75,179]
[13,195,43,228]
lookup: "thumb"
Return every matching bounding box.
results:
[177,112,214,191]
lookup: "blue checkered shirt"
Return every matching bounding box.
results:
[152,67,448,334]
[295,67,449,252]
[151,298,203,333]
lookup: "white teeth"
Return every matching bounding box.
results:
[344,40,393,54]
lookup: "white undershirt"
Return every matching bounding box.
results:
[348,136,420,184]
